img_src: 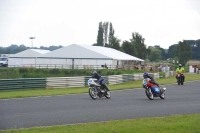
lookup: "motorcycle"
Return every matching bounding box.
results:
[142,78,166,100]
[177,73,184,85]
[87,78,111,100]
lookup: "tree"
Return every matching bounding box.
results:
[168,44,178,58]
[108,22,114,46]
[96,22,104,46]
[177,40,192,66]
[130,32,146,59]
[149,48,162,62]
[154,45,168,60]
[121,40,137,56]
[0,44,63,54]
[110,36,121,50]
[103,22,109,46]
[185,40,200,60]
[121,41,132,55]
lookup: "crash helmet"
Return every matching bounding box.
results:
[143,72,149,79]
[91,71,97,78]
[178,64,182,67]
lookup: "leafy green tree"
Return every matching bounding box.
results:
[146,46,152,59]
[185,40,200,59]
[121,41,132,55]
[149,48,162,62]
[168,44,178,58]
[154,45,168,60]
[121,40,137,56]
[178,40,192,66]
[130,32,146,59]
[110,36,121,50]
[108,22,114,47]
[103,22,109,46]
[96,22,104,46]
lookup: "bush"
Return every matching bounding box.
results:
[0,68,144,79]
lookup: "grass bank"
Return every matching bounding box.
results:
[1,114,199,133]
[0,73,199,99]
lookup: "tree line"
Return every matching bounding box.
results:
[0,21,199,66]
[0,45,63,55]
[93,21,200,66]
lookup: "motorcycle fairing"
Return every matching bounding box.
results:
[151,85,161,94]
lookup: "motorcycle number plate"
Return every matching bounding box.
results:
[155,88,159,92]
[88,80,92,85]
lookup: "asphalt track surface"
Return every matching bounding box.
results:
[0,80,200,130]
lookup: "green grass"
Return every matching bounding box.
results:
[1,114,200,133]
[0,73,199,99]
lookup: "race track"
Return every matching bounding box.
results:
[0,80,200,130]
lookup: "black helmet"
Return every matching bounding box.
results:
[178,64,182,67]
[143,72,149,78]
[91,71,97,78]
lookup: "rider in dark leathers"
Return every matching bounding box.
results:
[91,71,109,92]
[143,72,160,88]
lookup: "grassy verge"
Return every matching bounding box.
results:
[0,74,199,99]
[1,114,200,133]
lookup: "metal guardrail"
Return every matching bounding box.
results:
[0,72,166,90]
[0,78,46,90]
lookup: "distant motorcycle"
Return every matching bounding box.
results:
[88,78,111,100]
[177,73,184,85]
[142,78,166,100]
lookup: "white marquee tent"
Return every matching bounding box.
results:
[8,49,50,67]
[36,44,144,69]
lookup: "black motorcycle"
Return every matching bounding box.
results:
[177,73,184,85]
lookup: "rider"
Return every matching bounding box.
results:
[143,72,160,88]
[175,64,185,82]
[91,71,109,92]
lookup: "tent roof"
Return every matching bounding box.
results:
[38,44,144,61]
[10,49,50,58]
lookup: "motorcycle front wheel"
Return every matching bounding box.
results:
[89,87,98,100]
[160,92,165,99]
[145,88,154,100]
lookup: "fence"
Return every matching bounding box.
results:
[7,64,146,70]
[0,72,173,90]
[8,64,120,69]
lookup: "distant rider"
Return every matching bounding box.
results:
[91,71,109,92]
[175,64,185,82]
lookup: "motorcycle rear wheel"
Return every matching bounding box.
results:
[89,88,98,100]
[105,91,111,99]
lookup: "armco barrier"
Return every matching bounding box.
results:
[165,71,174,77]
[0,72,170,90]
[46,76,85,88]
[0,78,46,90]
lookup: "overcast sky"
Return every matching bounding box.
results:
[0,0,200,49]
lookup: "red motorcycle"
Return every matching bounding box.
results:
[142,78,166,100]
